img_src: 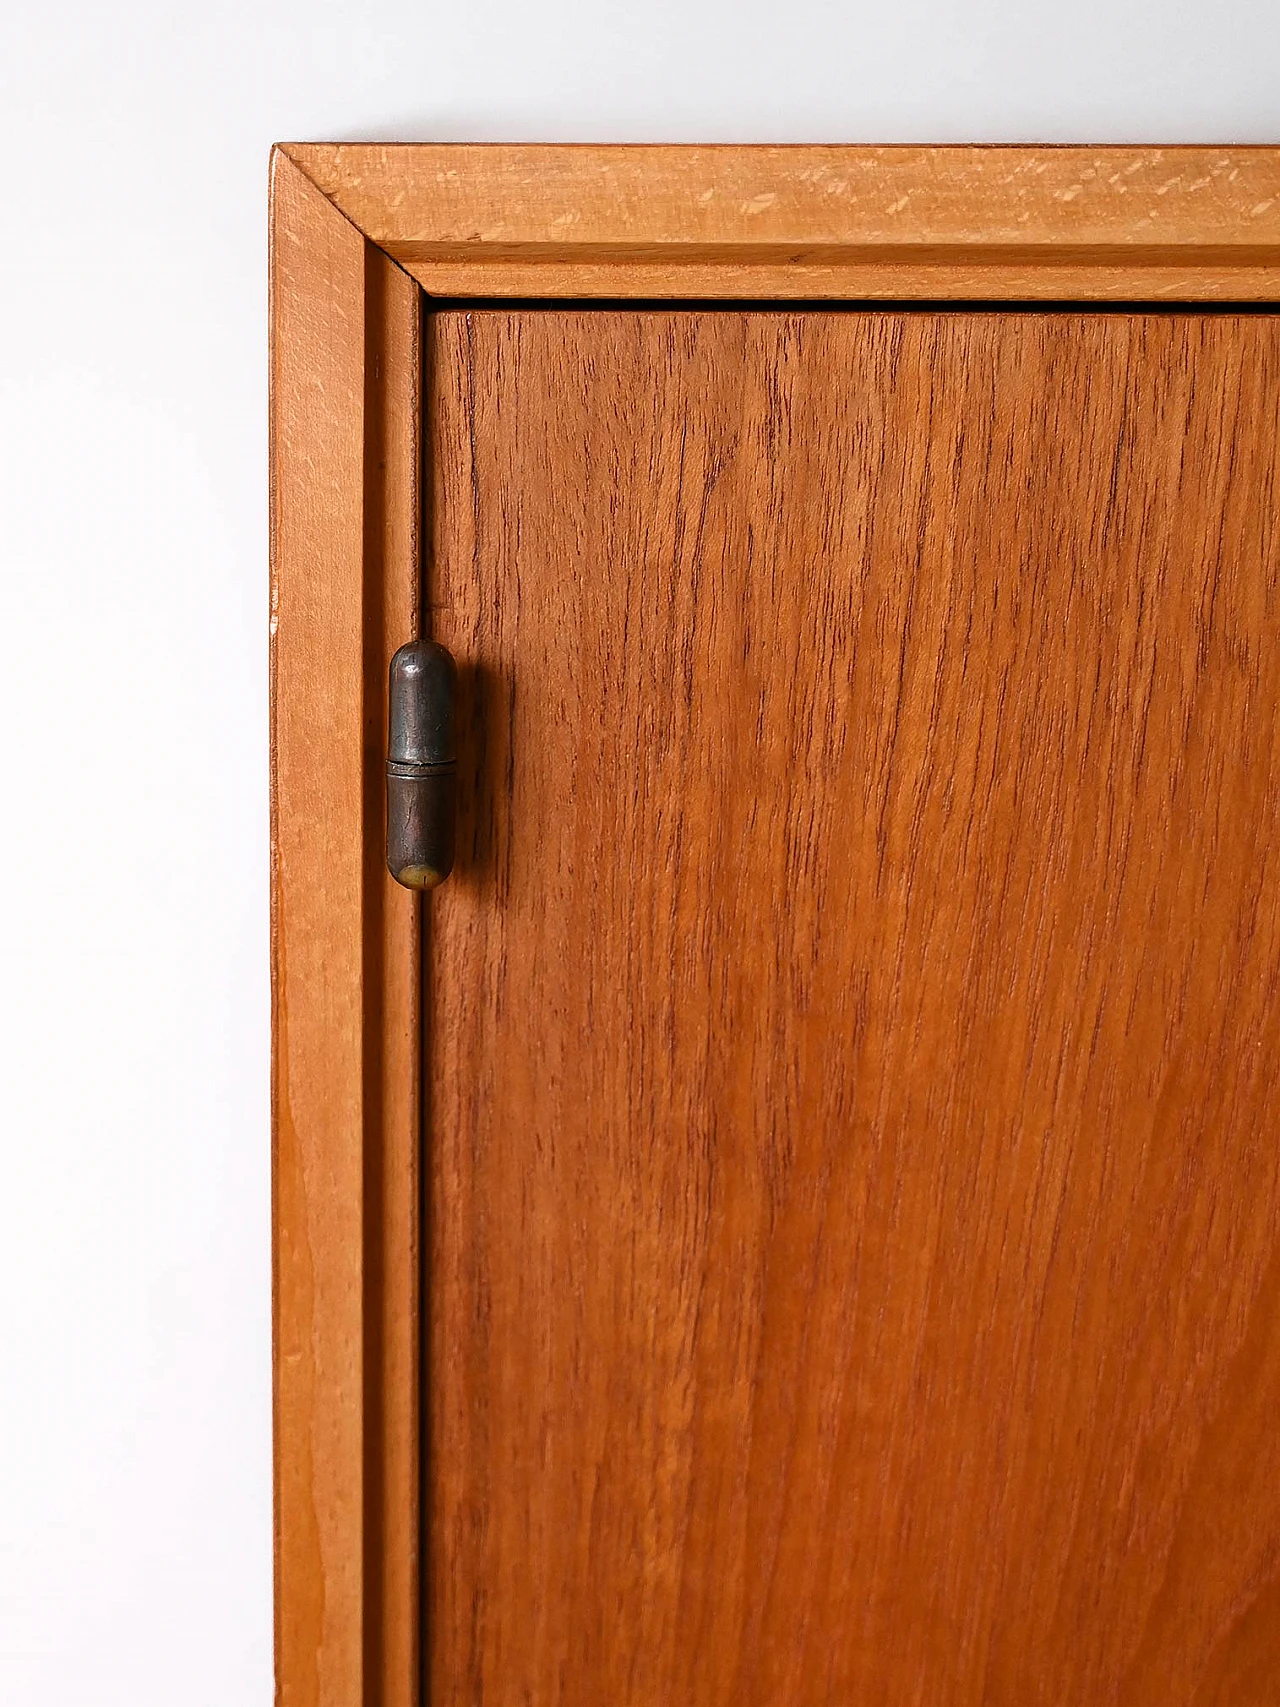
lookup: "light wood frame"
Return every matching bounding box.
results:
[269,141,1280,1707]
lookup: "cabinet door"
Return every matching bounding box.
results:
[424,309,1280,1706]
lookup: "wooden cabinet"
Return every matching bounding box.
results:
[271,147,1280,1706]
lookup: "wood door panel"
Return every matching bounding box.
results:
[425,309,1280,1705]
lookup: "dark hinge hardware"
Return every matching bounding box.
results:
[386,639,457,890]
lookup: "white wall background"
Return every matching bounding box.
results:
[0,3,1276,1701]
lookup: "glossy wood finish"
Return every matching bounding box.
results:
[284,144,1280,299]
[425,308,1280,1705]
[269,149,421,1707]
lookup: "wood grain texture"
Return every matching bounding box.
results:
[269,146,421,1707]
[284,144,1280,299]
[425,307,1280,1705]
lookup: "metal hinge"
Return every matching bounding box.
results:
[386,639,457,890]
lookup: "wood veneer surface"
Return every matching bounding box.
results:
[425,308,1280,1705]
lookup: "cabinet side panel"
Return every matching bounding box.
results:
[270,151,422,1707]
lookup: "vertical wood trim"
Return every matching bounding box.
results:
[364,243,423,1707]
[270,146,421,1707]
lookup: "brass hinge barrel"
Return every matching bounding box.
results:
[386,639,457,890]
